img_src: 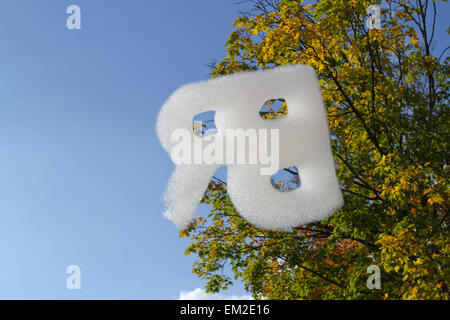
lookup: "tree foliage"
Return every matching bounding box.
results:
[180,0,449,299]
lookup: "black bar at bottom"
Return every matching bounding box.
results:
[0,299,445,318]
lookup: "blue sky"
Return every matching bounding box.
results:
[0,0,448,300]
[0,0,244,299]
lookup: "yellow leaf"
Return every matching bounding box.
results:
[428,194,444,205]
[414,258,423,265]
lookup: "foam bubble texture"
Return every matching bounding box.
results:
[157,65,343,230]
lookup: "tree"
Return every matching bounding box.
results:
[180,0,449,299]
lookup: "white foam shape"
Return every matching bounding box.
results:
[157,65,343,230]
